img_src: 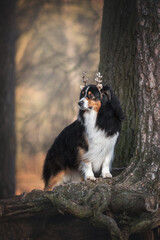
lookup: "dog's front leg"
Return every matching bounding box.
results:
[101,153,113,178]
[81,161,96,181]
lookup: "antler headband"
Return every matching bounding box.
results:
[80,71,103,91]
[95,72,103,91]
[80,72,88,89]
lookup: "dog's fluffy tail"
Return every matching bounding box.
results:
[42,159,51,188]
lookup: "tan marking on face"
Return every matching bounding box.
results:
[87,99,101,112]
[44,170,65,191]
[88,91,95,99]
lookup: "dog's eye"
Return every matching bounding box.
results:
[89,94,95,100]
[81,91,84,96]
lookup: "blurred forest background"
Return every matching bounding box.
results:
[15,0,103,194]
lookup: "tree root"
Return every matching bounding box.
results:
[0,179,159,239]
[90,212,122,240]
[46,191,92,218]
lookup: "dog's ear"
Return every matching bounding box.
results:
[97,84,103,92]
[101,85,112,102]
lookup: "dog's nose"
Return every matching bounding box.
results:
[78,100,83,107]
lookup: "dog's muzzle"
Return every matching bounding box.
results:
[78,100,86,110]
[78,100,84,107]
[78,99,92,110]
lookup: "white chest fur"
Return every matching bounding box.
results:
[83,110,119,173]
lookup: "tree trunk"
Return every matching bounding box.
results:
[115,0,160,187]
[0,0,16,198]
[99,0,138,168]
[99,0,160,237]
[99,0,160,186]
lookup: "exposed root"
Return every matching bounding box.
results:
[90,212,122,240]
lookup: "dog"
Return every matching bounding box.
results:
[42,73,123,190]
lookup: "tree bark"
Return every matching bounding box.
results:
[99,0,160,237]
[99,0,138,168]
[0,0,16,198]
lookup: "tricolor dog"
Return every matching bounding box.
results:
[43,72,123,190]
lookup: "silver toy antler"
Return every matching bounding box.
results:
[80,72,88,89]
[95,72,103,90]
[82,72,88,86]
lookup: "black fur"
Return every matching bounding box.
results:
[96,85,124,136]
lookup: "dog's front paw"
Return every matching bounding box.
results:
[85,176,96,181]
[102,172,112,178]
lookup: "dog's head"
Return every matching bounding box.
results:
[78,85,111,112]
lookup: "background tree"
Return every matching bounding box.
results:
[15,0,103,193]
[0,0,159,239]
[0,0,16,198]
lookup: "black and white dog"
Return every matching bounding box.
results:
[43,73,123,190]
